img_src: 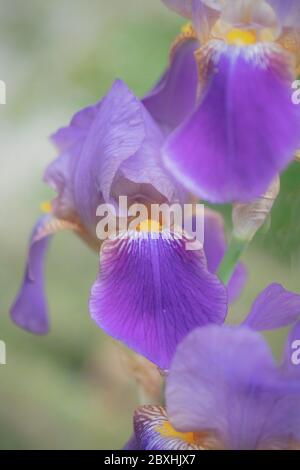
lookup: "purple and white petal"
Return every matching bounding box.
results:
[163,42,300,203]
[143,38,199,133]
[166,325,300,450]
[90,230,227,369]
[10,216,53,334]
[134,405,198,450]
[244,283,300,331]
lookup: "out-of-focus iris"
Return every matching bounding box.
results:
[162,0,300,202]
[127,283,300,450]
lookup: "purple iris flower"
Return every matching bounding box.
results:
[162,0,300,203]
[10,77,245,345]
[90,208,245,369]
[128,283,300,450]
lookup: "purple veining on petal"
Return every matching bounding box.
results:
[48,80,185,233]
[244,283,300,330]
[134,405,197,450]
[89,230,227,369]
[164,43,300,203]
[10,216,52,334]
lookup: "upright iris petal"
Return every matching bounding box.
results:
[268,0,300,29]
[45,103,100,222]
[89,229,227,369]
[162,0,219,41]
[48,79,184,232]
[164,41,300,202]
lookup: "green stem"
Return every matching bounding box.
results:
[218,236,249,285]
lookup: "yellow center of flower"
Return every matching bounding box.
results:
[157,421,195,445]
[40,200,52,214]
[137,219,161,233]
[226,28,257,46]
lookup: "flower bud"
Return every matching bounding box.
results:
[232,176,280,241]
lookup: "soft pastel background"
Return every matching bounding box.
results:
[1,0,300,449]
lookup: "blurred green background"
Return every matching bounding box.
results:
[0,0,300,450]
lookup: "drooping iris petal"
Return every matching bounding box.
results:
[89,230,227,369]
[268,0,300,29]
[10,216,53,334]
[203,209,246,303]
[123,434,141,451]
[243,283,300,330]
[164,42,300,203]
[133,405,199,450]
[167,325,300,450]
[142,38,199,133]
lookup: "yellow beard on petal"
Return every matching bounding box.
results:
[136,219,161,233]
[157,421,196,445]
[226,28,257,46]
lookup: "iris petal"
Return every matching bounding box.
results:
[268,0,300,30]
[123,434,141,450]
[244,283,300,330]
[10,216,53,334]
[89,230,227,369]
[166,325,300,450]
[143,38,199,133]
[164,42,300,203]
[45,103,100,220]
